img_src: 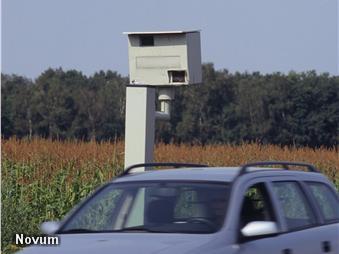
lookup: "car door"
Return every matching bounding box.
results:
[303,181,339,254]
[233,176,334,254]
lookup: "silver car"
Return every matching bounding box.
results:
[18,161,339,254]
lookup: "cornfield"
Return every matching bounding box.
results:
[1,138,338,253]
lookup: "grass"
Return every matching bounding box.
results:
[1,138,338,253]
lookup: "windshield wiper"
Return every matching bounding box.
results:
[59,226,171,234]
[114,225,167,233]
[59,228,99,234]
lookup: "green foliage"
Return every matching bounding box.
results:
[1,69,127,141]
[167,66,338,147]
[2,66,338,147]
[1,160,114,254]
[1,74,33,138]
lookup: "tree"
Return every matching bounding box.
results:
[30,68,82,139]
[1,65,338,147]
[1,74,33,138]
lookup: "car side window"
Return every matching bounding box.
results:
[240,183,276,228]
[272,181,316,230]
[307,182,339,222]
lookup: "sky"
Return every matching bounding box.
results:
[1,0,338,79]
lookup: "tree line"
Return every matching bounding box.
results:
[2,64,338,147]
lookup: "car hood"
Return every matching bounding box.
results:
[17,233,219,254]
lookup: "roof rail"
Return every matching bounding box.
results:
[238,161,319,177]
[120,162,208,176]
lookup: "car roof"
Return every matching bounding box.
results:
[113,167,322,183]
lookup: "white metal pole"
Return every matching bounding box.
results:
[124,86,155,172]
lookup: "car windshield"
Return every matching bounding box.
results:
[59,181,229,234]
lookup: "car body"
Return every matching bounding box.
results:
[18,161,339,254]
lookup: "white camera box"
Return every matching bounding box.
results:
[124,30,202,86]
